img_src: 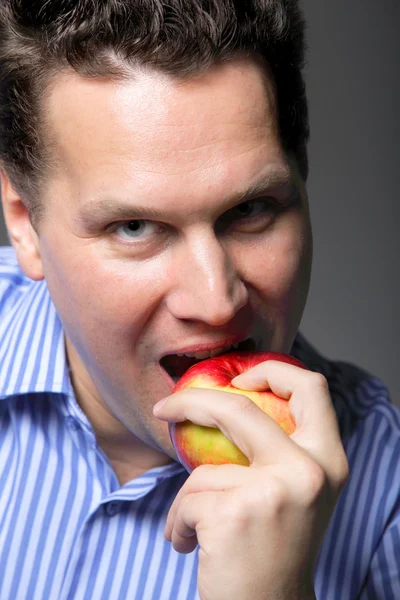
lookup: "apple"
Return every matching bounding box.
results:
[169,351,308,472]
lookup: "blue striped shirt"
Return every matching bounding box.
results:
[0,244,399,599]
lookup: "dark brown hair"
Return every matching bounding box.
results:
[0,0,309,225]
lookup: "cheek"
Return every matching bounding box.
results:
[39,235,168,340]
[243,218,311,299]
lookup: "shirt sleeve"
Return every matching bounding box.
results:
[359,510,400,599]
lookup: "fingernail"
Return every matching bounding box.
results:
[153,397,169,414]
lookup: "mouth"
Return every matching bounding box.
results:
[160,337,257,384]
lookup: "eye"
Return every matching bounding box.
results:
[217,198,279,232]
[114,220,159,240]
[231,199,272,219]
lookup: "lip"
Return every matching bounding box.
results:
[159,334,254,359]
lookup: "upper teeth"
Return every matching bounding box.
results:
[177,342,241,360]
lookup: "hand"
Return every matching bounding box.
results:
[153,360,349,600]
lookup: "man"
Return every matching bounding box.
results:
[0,1,397,599]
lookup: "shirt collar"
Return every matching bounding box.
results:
[0,279,71,399]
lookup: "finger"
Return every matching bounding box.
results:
[165,463,255,541]
[169,490,220,554]
[231,359,308,395]
[232,361,338,440]
[234,361,346,482]
[154,386,300,467]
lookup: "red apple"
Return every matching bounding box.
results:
[169,351,308,472]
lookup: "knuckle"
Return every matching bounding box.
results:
[332,452,350,492]
[180,491,195,513]
[229,393,258,415]
[301,461,327,503]
[225,484,286,528]
[264,479,289,512]
[223,493,250,527]
[243,477,289,516]
[226,486,259,512]
[307,372,330,392]
[188,464,216,490]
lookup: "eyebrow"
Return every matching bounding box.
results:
[77,167,296,227]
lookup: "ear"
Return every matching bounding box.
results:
[0,169,44,281]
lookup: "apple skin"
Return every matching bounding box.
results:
[169,351,308,473]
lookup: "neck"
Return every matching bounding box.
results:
[65,338,173,485]
[96,433,172,485]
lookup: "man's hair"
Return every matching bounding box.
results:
[0,0,309,225]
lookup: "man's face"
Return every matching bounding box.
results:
[35,56,312,460]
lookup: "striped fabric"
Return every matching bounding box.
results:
[0,244,399,599]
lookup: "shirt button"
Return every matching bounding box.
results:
[105,502,120,516]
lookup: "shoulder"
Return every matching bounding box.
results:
[0,245,21,271]
[292,331,399,443]
[295,332,400,535]
[328,358,398,433]
[294,334,400,595]
[0,246,31,311]
[0,245,26,278]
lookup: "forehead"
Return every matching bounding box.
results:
[44,56,287,207]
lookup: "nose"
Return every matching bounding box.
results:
[166,229,249,326]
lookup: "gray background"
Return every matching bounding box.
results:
[300,0,399,405]
[0,1,398,404]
